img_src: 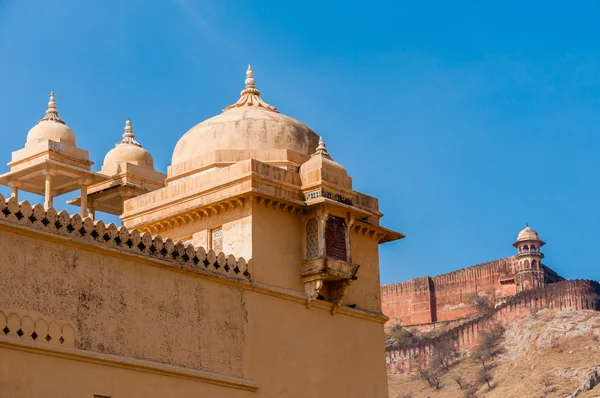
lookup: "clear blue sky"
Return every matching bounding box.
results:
[1,1,599,283]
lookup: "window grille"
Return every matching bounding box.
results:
[325,216,347,261]
[306,218,319,258]
[211,227,223,253]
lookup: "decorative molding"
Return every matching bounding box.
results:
[0,308,76,347]
[0,335,258,392]
[303,189,353,206]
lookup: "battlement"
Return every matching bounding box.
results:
[381,255,564,328]
[0,194,251,281]
[386,279,600,374]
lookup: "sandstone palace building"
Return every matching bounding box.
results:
[0,67,403,397]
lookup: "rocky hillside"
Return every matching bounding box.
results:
[388,309,600,398]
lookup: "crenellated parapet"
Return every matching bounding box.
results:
[385,279,600,374]
[0,194,251,280]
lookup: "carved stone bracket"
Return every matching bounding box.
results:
[303,276,324,309]
[301,256,359,313]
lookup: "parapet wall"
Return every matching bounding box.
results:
[0,194,251,281]
[386,279,600,374]
[381,258,517,327]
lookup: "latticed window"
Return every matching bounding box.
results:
[211,227,223,253]
[306,218,319,258]
[325,216,347,261]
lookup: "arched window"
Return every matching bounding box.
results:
[325,216,347,261]
[524,260,530,269]
[532,260,538,268]
[306,218,319,258]
[530,245,536,252]
[523,245,529,252]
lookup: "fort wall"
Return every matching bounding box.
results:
[0,195,390,397]
[385,279,600,374]
[381,258,518,327]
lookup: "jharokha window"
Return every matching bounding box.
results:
[305,215,348,261]
[306,218,320,258]
[325,216,347,261]
[210,227,223,253]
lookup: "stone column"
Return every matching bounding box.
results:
[316,207,328,257]
[9,182,21,201]
[346,213,355,263]
[89,201,96,221]
[80,183,88,218]
[42,170,55,210]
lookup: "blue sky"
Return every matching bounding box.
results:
[0,1,599,282]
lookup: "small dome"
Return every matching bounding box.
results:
[102,120,154,175]
[300,137,351,189]
[171,65,319,166]
[26,91,76,147]
[516,225,540,242]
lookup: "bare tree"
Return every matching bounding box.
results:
[478,367,493,391]
[451,373,465,390]
[471,345,490,371]
[414,359,442,390]
[431,340,457,371]
[468,290,497,318]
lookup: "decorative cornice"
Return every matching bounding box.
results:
[223,65,279,113]
[39,90,65,124]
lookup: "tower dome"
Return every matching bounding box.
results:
[515,225,541,243]
[26,91,77,147]
[102,119,154,175]
[171,65,320,167]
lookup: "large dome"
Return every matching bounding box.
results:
[171,66,319,166]
[26,91,76,147]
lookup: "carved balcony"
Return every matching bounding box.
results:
[301,256,359,281]
[301,256,360,313]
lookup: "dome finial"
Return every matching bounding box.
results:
[245,64,256,89]
[223,64,279,113]
[313,136,332,158]
[40,90,65,124]
[117,118,141,147]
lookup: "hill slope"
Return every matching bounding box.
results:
[388,309,600,398]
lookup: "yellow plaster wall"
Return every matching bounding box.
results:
[0,346,254,398]
[346,231,383,312]
[250,202,304,291]
[244,292,389,397]
[0,211,390,397]
[0,228,247,378]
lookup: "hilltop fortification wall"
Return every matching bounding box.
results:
[386,279,600,374]
[381,258,518,327]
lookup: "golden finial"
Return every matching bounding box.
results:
[117,119,141,147]
[313,137,331,159]
[223,64,278,113]
[40,90,65,124]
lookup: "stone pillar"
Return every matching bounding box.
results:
[316,208,328,257]
[89,201,96,221]
[9,182,20,201]
[80,184,88,218]
[42,170,55,210]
